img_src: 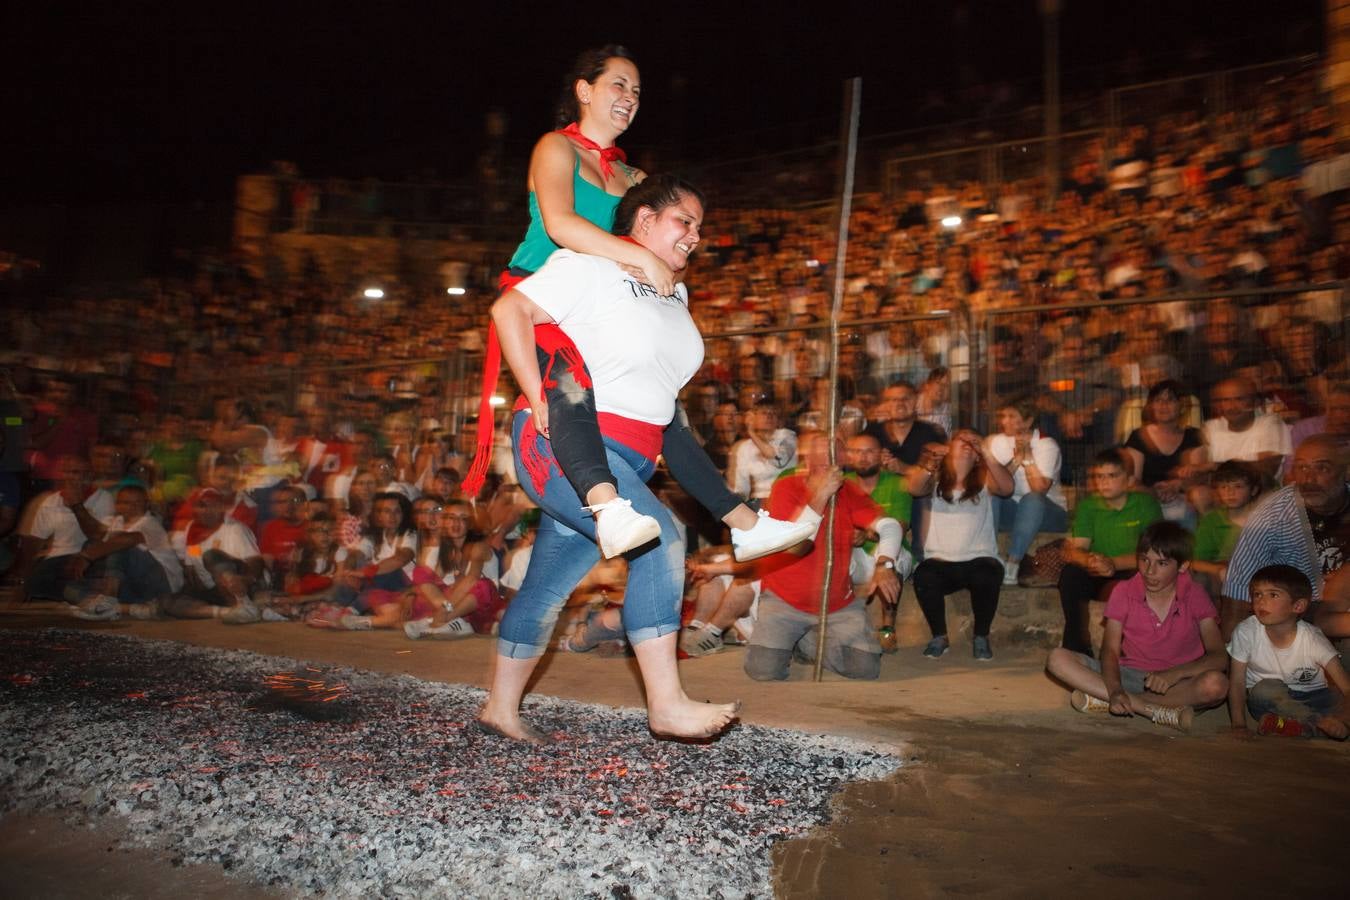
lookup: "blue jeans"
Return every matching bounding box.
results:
[1247,679,1338,722]
[994,492,1068,560]
[94,548,172,602]
[497,411,685,659]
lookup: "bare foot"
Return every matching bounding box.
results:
[1316,716,1349,740]
[648,697,741,739]
[476,709,553,745]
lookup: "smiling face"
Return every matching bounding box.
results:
[371,498,402,532]
[579,56,640,135]
[440,502,472,542]
[635,192,703,273]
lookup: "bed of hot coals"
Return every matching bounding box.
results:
[0,630,900,898]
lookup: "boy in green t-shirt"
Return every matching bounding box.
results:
[1058,449,1163,655]
[1190,460,1260,595]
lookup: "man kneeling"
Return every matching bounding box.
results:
[1046,522,1229,732]
[745,432,903,681]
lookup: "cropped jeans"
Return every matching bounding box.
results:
[994,492,1068,561]
[496,410,685,659]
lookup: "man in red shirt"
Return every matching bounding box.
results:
[259,484,308,584]
[746,432,904,681]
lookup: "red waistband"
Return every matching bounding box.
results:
[511,396,663,463]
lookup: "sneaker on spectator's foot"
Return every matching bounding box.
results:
[877,626,898,654]
[338,613,373,631]
[679,625,724,658]
[1257,712,1311,738]
[404,617,434,639]
[589,498,661,559]
[126,598,163,620]
[921,635,949,659]
[973,635,994,661]
[1146,704,1193,733]
[260,606,288,622]
[71,594,120,621]
[221,599,261,625]
[423,618,474,640]
[731,510,819,562]
[1002,558,1019,587]
[1070,690,1109,713]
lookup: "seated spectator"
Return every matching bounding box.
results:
[987,397,1068,585]
[864,381,946,480]
[1190,461,1261,594]
[405,498,503,638]
[727,401,797,502]
[315,491,416,630]
[146,409,203,507]
[9,456,91,602]
[335,467,378,551]
[26,378,97,489]
[908,429,1014,660]
[680,547,759,657]
[1123,380,1205,523]
[1046,522,1228,733]
[915,366,953,436]
[168,488,267,622]
[274,512,349,616]
[1202,377,1291,486]
[83,442,129,520]
[744,431,903,681]
[1283,380,1350,479]
[175,455,257,533]
[1057,449,1164,655]
[1228,565,1349,740]
[844,432,914,652]
[66,484,184,621]
[258,484,309,584]
[1224,435,1350,638]
[0,469,19,576]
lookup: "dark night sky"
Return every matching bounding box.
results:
[2,1,1324,205]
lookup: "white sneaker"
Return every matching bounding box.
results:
[589,498,662,559]
[731,510,819,562]
[679,625,724,658]
[221,599,261,625]
[126,598,163,620]
[404,617,434,639]
[71,594,120,621]
[424,618,474,640]
[337,613,373,631]
[1002,558,1019,587]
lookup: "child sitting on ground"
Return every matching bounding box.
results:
[1046,522,1229,732]
[1190,461,1260,595]
[1226,564,1350,740]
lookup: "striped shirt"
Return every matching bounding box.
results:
[1222,485,1322,602]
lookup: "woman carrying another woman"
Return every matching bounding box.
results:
[908,430,1014,660]
[479,175,739,742]
[464,45,810,563]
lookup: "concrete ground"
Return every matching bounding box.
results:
[2,606,1347,899]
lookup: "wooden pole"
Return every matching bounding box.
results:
[813,76,862,682]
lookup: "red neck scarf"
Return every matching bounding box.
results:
[557,122,626,180]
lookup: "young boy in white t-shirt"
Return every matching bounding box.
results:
[1227,564,1350,740]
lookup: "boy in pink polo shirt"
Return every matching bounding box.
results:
[1046,522,1230,732]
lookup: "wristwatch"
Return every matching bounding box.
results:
[879,559,895,570]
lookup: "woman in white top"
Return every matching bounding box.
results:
[908,429,1014,660]
[987,397,1068,585]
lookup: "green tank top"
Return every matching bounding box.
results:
[507,156,623,272]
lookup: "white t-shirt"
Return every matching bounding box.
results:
[1203,414,1291,464]
[21,492,88,559]
[986,431,1066,508]
[172,519,261,589]
[516,251,704,426]
[728,429,798,500]
[84,487,117,521]
[103,512,185,592]
[921,488,999,562]
[358,531,418,578]
[1227,617,1338,691]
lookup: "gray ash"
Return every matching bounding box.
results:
[0,629,899,898]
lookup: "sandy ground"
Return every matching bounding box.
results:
[3,609,1347,899]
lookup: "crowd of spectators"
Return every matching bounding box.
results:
[2,65,1349,738]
